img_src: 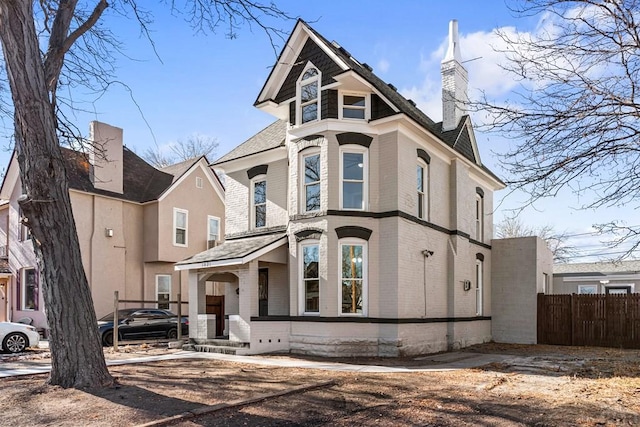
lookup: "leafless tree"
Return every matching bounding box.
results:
[495,215,577,263]
[143,134,219,168]
[472,0,640,258]
[0,0,293,389]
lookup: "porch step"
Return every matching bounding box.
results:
[183,338,250,355]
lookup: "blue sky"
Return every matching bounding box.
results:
[0,1,636,261]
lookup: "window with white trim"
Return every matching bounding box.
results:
[476,258,483,316]
[207,216,220,243]
[298,65,320,124]
[156,275,171,309]
[252,178,267,228]
[475,193,484,242]
[340,239,367,315]
[196,177,203,188]
[417,161,428,219]
[20,267,38,311]
[301,150,321,212]
[340,146,368,210]
[173,208,188,246]
[18,207,31,242]
[578,284,597,294]
[340,93,367,120]
[300,242,320,314]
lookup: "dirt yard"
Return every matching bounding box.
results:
[1,343,639,426]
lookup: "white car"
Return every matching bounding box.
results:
[0,322,40,353]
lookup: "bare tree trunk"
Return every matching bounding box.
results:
[0,1,113,388]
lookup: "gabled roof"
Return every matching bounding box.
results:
[63,147,175,203]
[175,233,287,270]
[214,120,286,165]
[250,20,503,186]
[160,156,203,184]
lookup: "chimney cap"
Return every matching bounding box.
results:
[443,19,462,63]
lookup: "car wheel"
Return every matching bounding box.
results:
[167,328,178,339]
[102,330,114,347]
[3,332,28,353]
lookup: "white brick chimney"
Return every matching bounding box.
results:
[441,20,469,132]
[89,121,124,194]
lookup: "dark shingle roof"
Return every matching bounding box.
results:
[63,147,175,203]
[214,120,286,165]
[176,233,287,266]
[160,156,202,184]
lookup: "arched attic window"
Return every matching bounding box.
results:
[298,64,321,124]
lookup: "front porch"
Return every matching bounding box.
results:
[175,233,290,355]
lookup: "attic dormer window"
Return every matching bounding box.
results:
[298,65,320,124]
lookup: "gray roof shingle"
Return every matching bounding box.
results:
[214,120,286,165]
[176,233,287,266]
[554,260,640,276]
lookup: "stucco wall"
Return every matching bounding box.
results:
[491,236,553,344]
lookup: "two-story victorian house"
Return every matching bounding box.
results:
[0,121,225,333]
[177,20,505,356]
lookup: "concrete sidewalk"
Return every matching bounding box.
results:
[0,349,512,378]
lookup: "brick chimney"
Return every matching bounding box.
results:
[89,121,124,194]
[441,20,469,132]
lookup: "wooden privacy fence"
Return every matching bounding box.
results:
[537,293,640,349]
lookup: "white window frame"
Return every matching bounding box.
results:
[251,175,267,229]
[20,267,37,311]
[577,284,598,294]
[542,273,549,294]
[300,149,321,213]
[338,238,368,317]
[339,145,368,211]
[207,215,220,243]
[475,193,484,242]
[196,176,203,188]
[605,283,634,294]
[299,241,321,315]
[296,63,321,125]
[417,160,428,220]
[338,91,369,120]
[156,275,172,310]
[173,208,188,247]
[476,259,483,316]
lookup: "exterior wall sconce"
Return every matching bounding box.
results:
[105,228,114,237]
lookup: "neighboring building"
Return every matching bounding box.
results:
[177,20,506,357]
[553,260,640,295]
[0,121,225,332]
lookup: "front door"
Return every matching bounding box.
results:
[259,268,268,316]
[0,279,7,322]
[206,295,225,337]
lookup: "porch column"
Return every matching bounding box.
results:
[188,270,207,340]
[233,259,259,342]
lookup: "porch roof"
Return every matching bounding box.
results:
[175,233,287,270]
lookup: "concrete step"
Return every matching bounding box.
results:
[183,339,250,355]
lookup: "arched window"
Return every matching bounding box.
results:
[300,148,321,212]
[476,254,484,316]
[339,238,368,316]
[298,65,320,124]
[299,240,320,315]
[475,188,484,242]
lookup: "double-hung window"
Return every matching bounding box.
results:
[340,146,368,210]
[302,151,321,212]
[417,162,427,219]
[156,275,171,310]
[475,192,484,242]
[476,258,483,316]
[173,208,188,246]
[298,66,320,124]
[300,243,320,314]
[20,268,38,310]
[253,179,267,228]
[208,216,220,248]
[341,93,367,120]
[340,240,367,315]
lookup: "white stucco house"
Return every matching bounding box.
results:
[177,19,513,356]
